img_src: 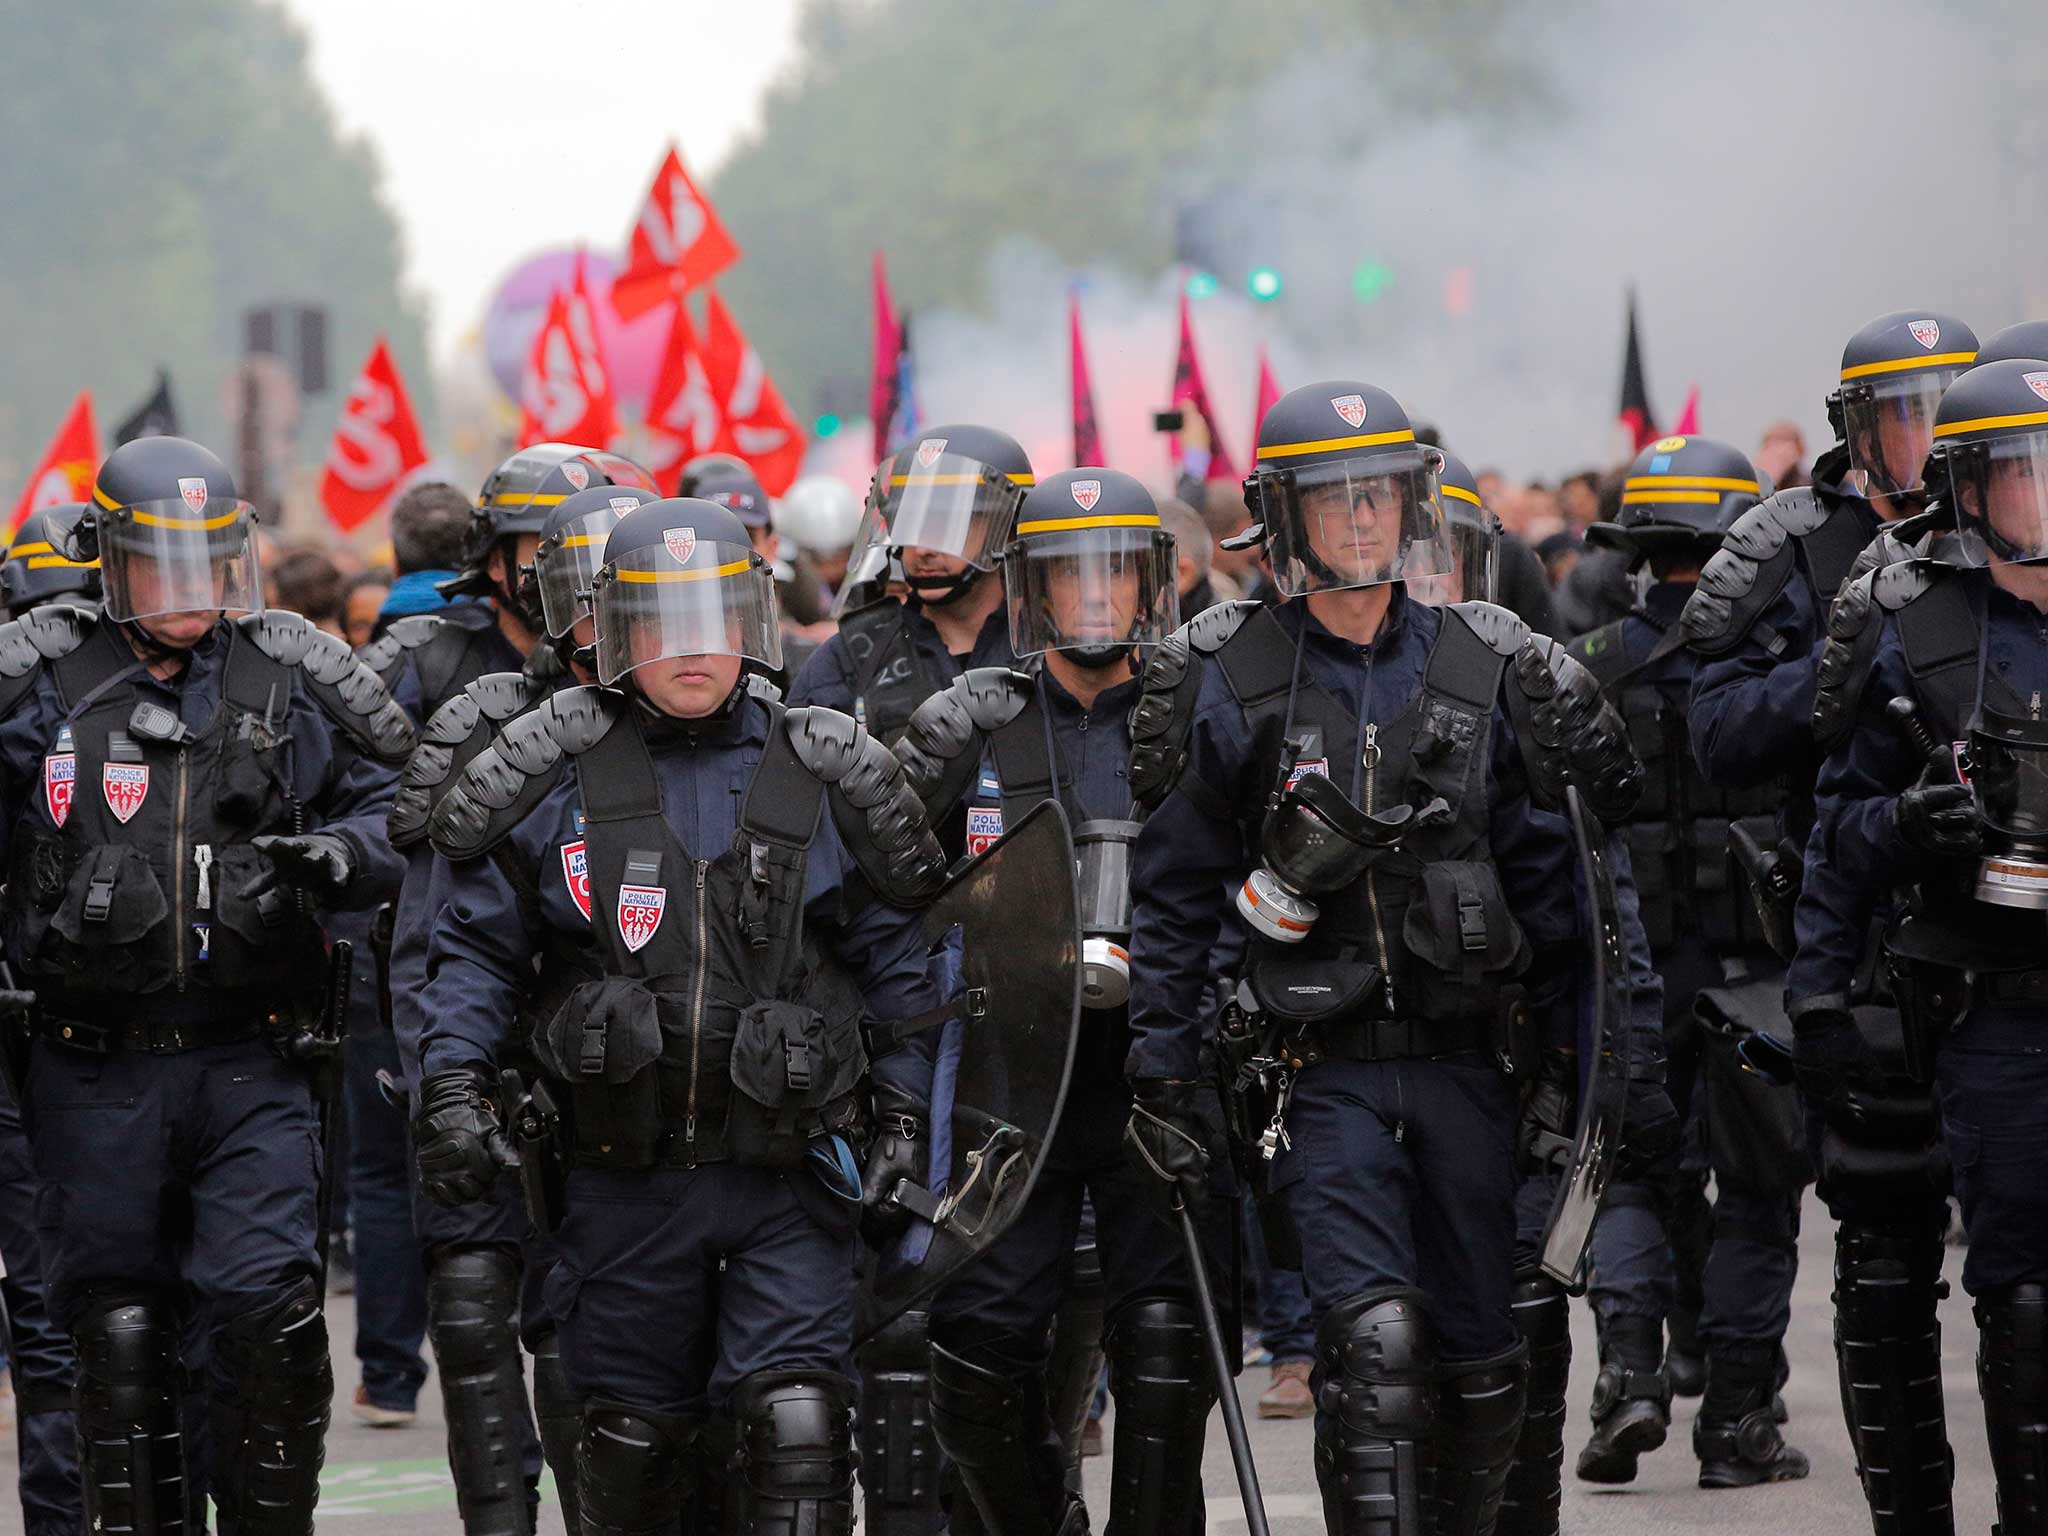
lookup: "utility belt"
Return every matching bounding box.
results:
[34,1004,290,1054]
[1278,1013,1500,1069]
[1884,908,2048,1081]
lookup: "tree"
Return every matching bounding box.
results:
[0,0,427,486]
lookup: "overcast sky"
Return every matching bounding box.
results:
[283,0,801,357]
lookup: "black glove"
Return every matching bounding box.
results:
[414,1068,511,1206]
[1123,1078,1210,1216]
[860,1085,928,1245]
[249,833,357,898]
[1789,1003,1872,1113]
[1894,782,1981,857]
[1517,1048,1577,1173]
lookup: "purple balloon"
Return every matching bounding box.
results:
[480,248,671,411]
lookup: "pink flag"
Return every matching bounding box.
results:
[1070,289,1103,467]
[1672,384,1700,435]
[1252,345,1282,452]
[870,252,903,465]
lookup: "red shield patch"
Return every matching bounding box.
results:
[965,806,1004,856]
[663,527,697,564]
[616,883,668,953]
[1330,394,1368,429]
[561,461,591,492]
[914,437,948,469]
[560,840,592,921]
[2026,372,2048,404]
[43,751,75,828]
[178,476,209,514]
[1909,319,1941,350]
[102,763,149,824]
[1069,479,1102,512]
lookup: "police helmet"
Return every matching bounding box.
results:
[848,425,1034,607]
[1929,359,2048,567]
[677,453,770,528]
[778,476,864,557]
[1829,311,1978,497]
[1,503,102,616]
[1409,449,1500,606]
[533,484,663,640]
[1245,381,1446,598]
[80,436,262,623]
[590,497,780,684]
[449,443,658,607]
[1584,435,1762,570]
[1975,321,2048,370]
[1003,469,1179,667]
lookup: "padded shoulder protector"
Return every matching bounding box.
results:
[389,671,540,848]
[356,612,448,683]
[0,603,93,717]
[1128,604,1260,812]
[238,610,417,763]
[428,684,623,859]
[1811,568,1883,748]
[1509,634,1645,822]
[745,672,785,706]
[894,668,1033,809]
[1681,488,1828,655]
[1447,599,1531,657]
[785,705,948,906]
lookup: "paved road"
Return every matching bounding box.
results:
[0,1189,2000,1531]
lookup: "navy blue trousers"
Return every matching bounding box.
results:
[344,1025,428,1409]
[1936,1005,2048,1297]
[1,1074,81,1536]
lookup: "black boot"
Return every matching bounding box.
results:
[1664,1307,1706,1399]
[1575,1313,1669,1485]
[1975,1285,2048,1536]
[1694,1341,1810,1488]
[930,1331,1087,1535]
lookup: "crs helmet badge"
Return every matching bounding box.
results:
[561,461,591,492]
[2026,372,2048,403]
[1330,394,1368,430]
[1909,319,1942,350]
[914,437,948,469]
[662,527,697,564]
[1069,479,1102,512]
[178,477,209,514]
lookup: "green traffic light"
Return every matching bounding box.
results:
[1351,261,1394,301]
[814,412,842,438]
[1247,266,1283,302]
[1185,271,1220,300]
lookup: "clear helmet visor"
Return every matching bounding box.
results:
[1257,449,1448,598]
[884,452,1025,568]
[1843,371,1957,495]
[1952,432,2048,567]
[536,498,640,638]
[1406,499,1499,607]
[99,499,263,623]
[830,498,901,618]
[591,538,782,685]
[1005,525,1181,659]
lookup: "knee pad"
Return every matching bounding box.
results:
[928,1334,1026,1472]
[217,1276,332,1419]
[211,1276,332,1533]
[732,1369,858,1519]
[1104,1296,1210,1429]
[579,1402,697,1534]
[1316,1286,1435,1442]
[856,1310,941,1519]
[427,1244,522,1375]
[1507,1272,1570,1410]
[74,1290,189,1532]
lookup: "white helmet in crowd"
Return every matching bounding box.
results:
[776,475,864,558]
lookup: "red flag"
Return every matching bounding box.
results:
[1069,289,1103,467]
[1170,290,1236,481]
[702,291,807,496]
[1252,345,1282,451]
[642,303,723,493]
[612,146,742,322]
[1617,288,1660,451]
[871,252,903,465]
[319,337,429,533]
[9,391,98,533]
[518,285,618,449]
[1672,385,1700,435]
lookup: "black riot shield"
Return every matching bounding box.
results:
[1538,785,1630,1286]
[862,799,1082,1335]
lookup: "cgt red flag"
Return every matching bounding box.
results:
[1171,289,1236,481]
[9,391,98,534]
[1069,289,1103,467]
[612,146,742,323]
[642,302,722,493]
[1617,288,1660,451]
[702,291,806,497]
[320,337,428,533]
[1252,345,1282,450]
[871,252,903,465]
[519,280,619,449]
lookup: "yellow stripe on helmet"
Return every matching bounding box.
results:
[28,554,98,570]
[484,491,568,508]
[1015,514,1163,535]
[1933,408,2048,439]
[1439,484,1483,506]
[1620,489,1723,505]
[92,485,122,511]
[1257,429,1417,459]
[8,541,54,558]
[1839,351,1977,382]
[131,506,244,531]
[1623,475,1759,493]
[612,556,755,585]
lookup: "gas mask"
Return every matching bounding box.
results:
[1235,771,1415,944]
[1967,707,2048,909]
[1073,820,1140,1008]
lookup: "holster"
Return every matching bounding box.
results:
[1729,822,1800,963]
[1883,950,1967,1086]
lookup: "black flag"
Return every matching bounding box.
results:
[114,369,181,445]
[1617,289,1658,451]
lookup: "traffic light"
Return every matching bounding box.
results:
[1247,266,1284,302]
[813,412,842,439]
[1185,270,1220,300]
[1351,262,1393,302]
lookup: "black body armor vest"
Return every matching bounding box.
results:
[837,599,955,744]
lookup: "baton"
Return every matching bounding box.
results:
[1175,1193,1272,1536]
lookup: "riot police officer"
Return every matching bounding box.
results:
[410,496,949,1534]
[1805,358,2048,1534]
[1574,436,1812,1489]
[1,502,101,619]
[1685,311,1977,1536]
[1123,382,1643,1535]
[790,425,1031,742]
[0,435,414,1534]
[891,468,1228,1533]
[681,451,832,637]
